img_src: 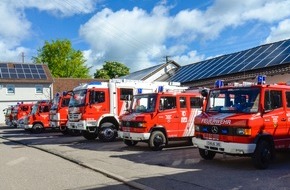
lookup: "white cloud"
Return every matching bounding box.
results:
[0,0,97,63]
[79,7,170,72]
[79,0,290,73]
[265,19,290,43]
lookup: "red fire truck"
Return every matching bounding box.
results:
[67,79,183,142]
[193,76,290,169]
[21,100,52,133]
[11,103,34,127]
[49,91,71,134]
[3,106,13,126]
[118,88,203,150]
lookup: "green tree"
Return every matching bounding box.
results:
[94,61,130,79]
[32,39,91,78]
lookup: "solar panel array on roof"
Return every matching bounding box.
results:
[0,63,47,79]
[169,39,290,83]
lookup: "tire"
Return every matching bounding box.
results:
[82,131,98,140]
[32,123,44,134]
[98,122,117,142]
[124,139,138,146]
[149,131,167,151]
[199,148,216,160]
[252,140,273,169]
[60,126,68,135]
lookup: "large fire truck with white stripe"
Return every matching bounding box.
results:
[67,79,184,142]
[193,76,290,169]
[118,88,203,150]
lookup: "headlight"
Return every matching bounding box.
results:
[137,122,145,127]
[236,128,251,136]
[195,125,200,132]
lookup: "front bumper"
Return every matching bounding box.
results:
[118,131,150,141]
[67,120,97,132]
[192,137,256,155]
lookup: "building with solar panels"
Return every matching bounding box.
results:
[168,38,290,87]
[0,63,54,124]
[120,39,290,88]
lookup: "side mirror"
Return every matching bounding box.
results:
[201,89,208,97]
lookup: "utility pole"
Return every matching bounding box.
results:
[164,55,171,63]
[21,52,25,63]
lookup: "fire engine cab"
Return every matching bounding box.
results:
[67,79,183,142]
[118,88,203,150]
[193,75,290,169]
[49,91,71,134]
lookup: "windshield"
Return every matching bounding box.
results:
[69,89,87,107]
[206,87,260,113]
[131,94,157,113]
[51,95,61,110]
[31,104,38,114]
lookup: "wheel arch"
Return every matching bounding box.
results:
[99,116,119,129]
[149,125,168,141]
[253,133,275,153]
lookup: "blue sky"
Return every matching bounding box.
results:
[1,0,290,77]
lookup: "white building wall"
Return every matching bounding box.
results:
[0,83,52,124]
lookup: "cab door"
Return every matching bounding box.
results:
[157,96,179,138]
[38,104,51,127]
[179,96,202,137]
[87,89,109,120]
[263,89,288,147]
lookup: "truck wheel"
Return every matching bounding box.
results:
[82,131,97,140]
[199,148,216,160]
[99,122,117,142]
[252,140,272,169]
[60,126,68,135]
[32,123,44,134]
[149,131,166,151]
[124,139,138,146]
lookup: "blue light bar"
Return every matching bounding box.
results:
[257,75,266,85]
[214,80,224,88]
[137,88,142,94]
[158,86,164,92]
[88,81,102,85]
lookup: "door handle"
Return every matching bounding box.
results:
[281,118,287,122]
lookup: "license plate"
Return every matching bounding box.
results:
[206,141,221,147]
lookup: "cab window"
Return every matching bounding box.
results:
[286,91,290,108]
[190,97,203,108]
[160,97,176,110]
[264,90,282,110]
[90,91,105,104]
[179,97,187,108]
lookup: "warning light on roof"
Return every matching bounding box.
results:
[257,75,266,85]
[137,88,142,94]
[214,80,224,88]
[158,86,164,92]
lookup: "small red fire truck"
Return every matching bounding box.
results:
[118,88,203,150]
[193,75,290,169]
[21,100,52,133]
[11,103,33,127]
[49,91,71,134]
[67,79,183,142]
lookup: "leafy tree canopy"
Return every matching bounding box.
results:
[32,39,91,78]
[94,61,130,79]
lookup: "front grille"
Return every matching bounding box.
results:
[121,121,141,128]
[199,126,235,135]
[69,113,80,121]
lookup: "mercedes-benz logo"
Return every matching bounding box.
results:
[211,126,218,134]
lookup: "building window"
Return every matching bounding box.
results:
[35,85,43,94]
[6,85,15,94]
